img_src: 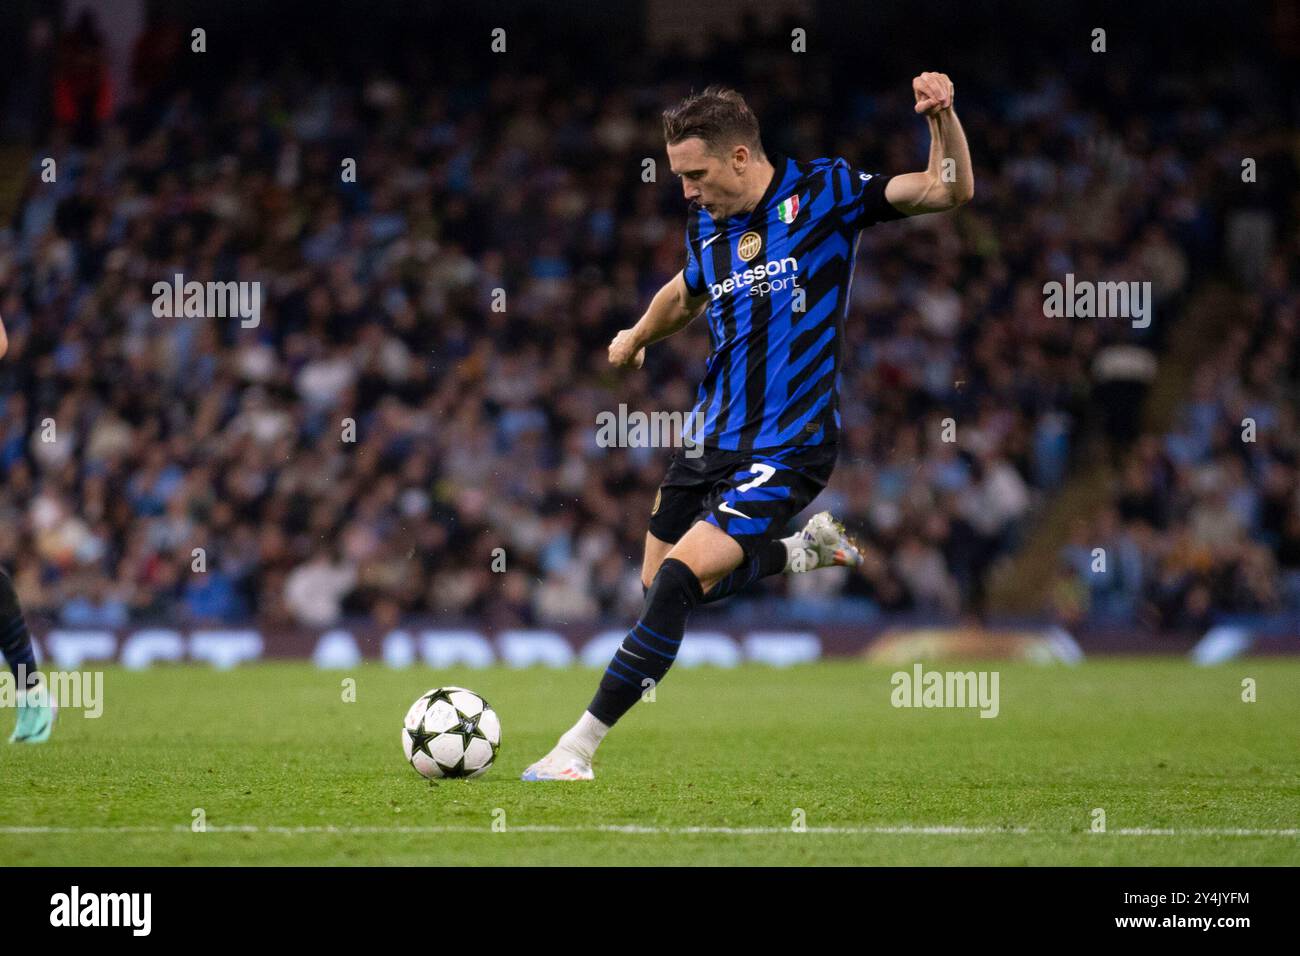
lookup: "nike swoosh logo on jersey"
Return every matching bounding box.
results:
[701,233,723,250]
[718,501,749,519]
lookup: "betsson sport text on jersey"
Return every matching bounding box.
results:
[708,255,800,299]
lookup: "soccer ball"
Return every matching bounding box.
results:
[402,687,501,779]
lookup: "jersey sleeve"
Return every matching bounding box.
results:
[682,225,706,297]
[836,160,907,232]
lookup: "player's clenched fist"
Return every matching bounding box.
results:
[608,328,646,369]
[912,71,954,115]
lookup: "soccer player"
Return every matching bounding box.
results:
[0,311,57,743]
[523,74,972,780]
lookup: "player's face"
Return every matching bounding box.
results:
[667,138,748,220]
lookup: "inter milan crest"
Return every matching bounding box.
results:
[737,231,763,261]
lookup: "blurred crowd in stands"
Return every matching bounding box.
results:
[0,8,1294,634]
[1052,257,1300,632]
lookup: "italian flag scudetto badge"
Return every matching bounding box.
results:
[777,194,800,223]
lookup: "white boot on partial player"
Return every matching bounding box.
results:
[520,711,607,781]
[782,510,862,573]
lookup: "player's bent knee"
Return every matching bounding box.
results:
[647,556,705,609]
[666,520,744,587]
[641,532,675,591]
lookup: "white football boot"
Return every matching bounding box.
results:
[520,746,595,781]
[786,511,862,573]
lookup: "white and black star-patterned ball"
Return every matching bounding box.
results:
[402,687,501,779]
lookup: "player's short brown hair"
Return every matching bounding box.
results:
[662,86,764,157]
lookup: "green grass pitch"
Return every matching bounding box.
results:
[1,659,1297,865]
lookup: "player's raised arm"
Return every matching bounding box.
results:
[607,270,708,369]
[884,71,974,216]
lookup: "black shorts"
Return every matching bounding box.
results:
[647,444,838,559]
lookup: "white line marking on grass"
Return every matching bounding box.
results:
[1112,827,1300,837]
[0,826,173,834]
[0,825,1296,837]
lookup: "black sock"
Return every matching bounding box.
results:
[699,539,788,604]
[588,557,702,726]
[0,567,38,689]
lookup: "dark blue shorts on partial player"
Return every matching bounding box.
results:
[647,444,837,558]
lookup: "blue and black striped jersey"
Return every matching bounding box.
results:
[681,154,905,451]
